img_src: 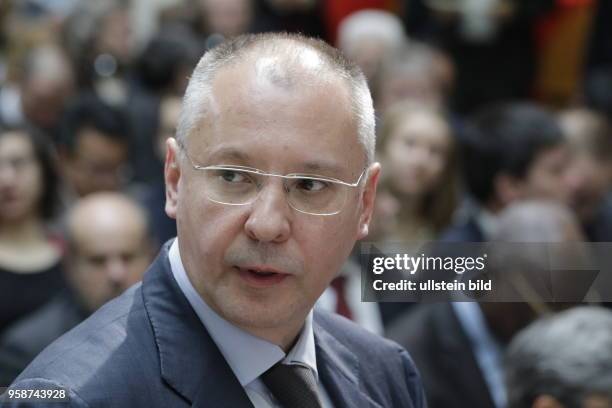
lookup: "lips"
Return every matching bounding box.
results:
[0,193,21,208]
[234,265,289,288]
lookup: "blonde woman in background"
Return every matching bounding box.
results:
[377,102,459,243]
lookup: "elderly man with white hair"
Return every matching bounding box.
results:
[337,9,407,86]
[505,306,612,408]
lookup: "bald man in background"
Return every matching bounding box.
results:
[0,193,153,386]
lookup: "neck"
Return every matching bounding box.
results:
[0,216,46,244]
[241,318,305,352]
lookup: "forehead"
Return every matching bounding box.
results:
[395,111,449,141]
[76,128,126,154]
[72,207,146,253]
[0,132,34,156]
[186,55,364,177]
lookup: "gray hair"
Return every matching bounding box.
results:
[337,9,406,53]
[176,32,376,165]
[505,306,612,408]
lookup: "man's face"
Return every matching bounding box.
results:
[69,209,151,312]
[165,60,379,345]
[524,145,572,203]
[21,76,74,130]
[65,127,128,197]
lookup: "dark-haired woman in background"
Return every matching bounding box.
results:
[0,125,65,335]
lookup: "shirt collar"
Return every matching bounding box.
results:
[168,238,318,386]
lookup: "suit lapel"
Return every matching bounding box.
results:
[142,244,253,408]
[313,318,383,408]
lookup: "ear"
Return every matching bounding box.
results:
[532,395,565,408]
[357,162,381,240]
[164,138,181,220]
[495,173,525,207]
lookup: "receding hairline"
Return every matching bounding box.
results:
[211,42,355,106]
[203,33,355,76]
[176,32,376,165]
[67,193,149,246]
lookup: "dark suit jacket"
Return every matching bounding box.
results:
[387,303,495,408]
[0,292,89,386]
[439,216,485,243]
[4,245,426,407]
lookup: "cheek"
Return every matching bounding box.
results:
[20,166,44,206]
[388,145,409,169]
[127,258,149,282]
[529,167,561,196]
[74,265,106,293]
[177,182,245,269]
[426,158,446,183]
[298,216,356,279]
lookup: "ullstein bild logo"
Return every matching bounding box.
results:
[360,242,609,303]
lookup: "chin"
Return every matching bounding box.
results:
[221,297,305,332]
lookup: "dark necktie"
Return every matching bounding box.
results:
[330,276,353,320]
[261,363,323,408]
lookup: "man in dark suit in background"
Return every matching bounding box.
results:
[441,103,571,243]
[0,192,153,385]
[3,33,426,408]
[388,200,585,408]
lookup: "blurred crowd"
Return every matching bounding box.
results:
[1,0,612,407]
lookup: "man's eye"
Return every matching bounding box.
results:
[296,178,328,192]
[87,256,107,266]
[220,170,250,183]
[403,139,415,147]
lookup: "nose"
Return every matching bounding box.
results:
[105,257,128,286]
[409,145,431,164]
[244,180,291,243]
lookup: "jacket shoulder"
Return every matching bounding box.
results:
[10,284,158,404]
[314,309,427,407]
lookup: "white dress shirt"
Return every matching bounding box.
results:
[316,259,384,335]
[169,239,334,407]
